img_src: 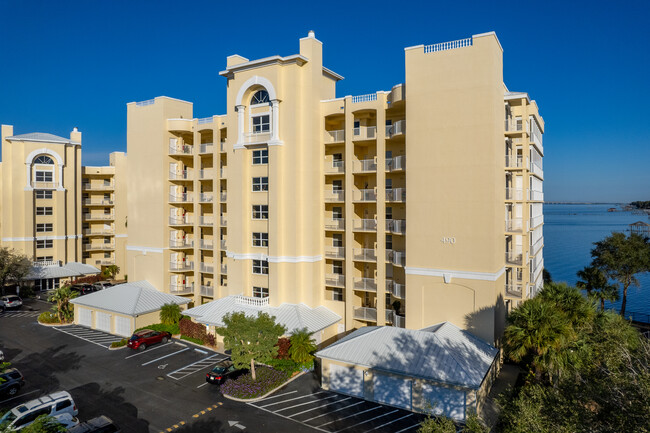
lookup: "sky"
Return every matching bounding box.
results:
[0,0,648,202]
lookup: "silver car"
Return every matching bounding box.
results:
[1,295,22,309]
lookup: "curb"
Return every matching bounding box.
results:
[221,370,307,403]
[108,344,127,351]
[174,336,219,354]
[38,320,74,327]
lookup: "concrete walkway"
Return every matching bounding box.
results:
[479,363,521,428]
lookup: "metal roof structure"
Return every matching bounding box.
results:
[316,322,499,389]
[184,295,341,335]
[25,262,100,280]
[70,280,191,316]
[6,132,80,145]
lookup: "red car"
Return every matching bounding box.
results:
[127,329,171,350]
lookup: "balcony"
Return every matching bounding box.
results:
[325,246,345,259]
[531,258,544,283]
[199,193,214,203]
[83,199,113,206]
[169,215,193,226]
[530,214,544,229]
[386,156,406,172]
[82,183,114,191]
[354,159,377,173]
[529,190,544,201]
[352,219,377,232]
[200,262,214,273]
[325,189,345,202]
[169,144,193,156]
[505,188,523,201]
[386,219,406,235]
[353,248,377,262]
[505,283,523,299]
[200,285,214,297]
[220,264,227,274]
[386,120,406,138]
[324,130,345,143]
[505,155,524,169]
[169,261,194,272]
[353,277,376,292]
[353,307,377,322]
[220,192,227,202]
[391,251,406,267]
[505,218,524,232]
[220,140,226,152]
[94,259,115,266]
[220,216,227,226]
[530,118,544,154]
[82,213,114,221]
[220,167,227,178]
[199,143,214,154]
[82,243,115,251]
[200,239,213,249]
[220,239,227,249]
[169,283,194,295]
[353,189,376,202]
[530,236,544,256]
[169,170,193,181]
[169,193,193,203]
[352,126,376,141]
[244,131,272,144]
[505,119,525,133]
[83,229,114,236]
[394,314,406,328]
[325,274,345,288]
[199,169,215,180]
[386,188,406,203]
[325,160,345,174]
[169,238,194,249]
[31,181,57,189]
[506,251,523,266]
[325,218,345,231]
[386,280,406,299]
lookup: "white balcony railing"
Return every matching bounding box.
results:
[169,238,194,248]
[198,117,213,125]
[530,117,544,154]
[82,183,114,191]
[353,306,377,322]
[199,169,215,179]
[352,126,376,140]
[244,132,272,144]
[325,129,345,143]
[353,277,376,292]
[32,181,57,189]
[169,215,193,225]
[352,219,377,231]
[220,216,227,226]
[200,239,213,249]
[169,261,194,271]
[220,192,227,202]
[169,193,193,203]
[82,243,115,251]
[200,285,214,297]
[325,189,345,202]
[386,120,406,138]
[386,280,406,299]
[325,273,345,287]
[83,229,114,236]
[386,155,406,171]
[169,144,193,155]
[530,236,544,257]
[392,251,406,267]
[505,283,523,299]
[353,248,377,262]
[505,155,524,168]
[394,314,406,328]
[386,188,406,202]
[325,247,345,259]
[325,218,345,230]
[505,218,523,232]
[199,143,214,153]
[325,160,345,174]
[505,119,525,133]
[83,213,114,220]
[354,189,376,202]
[235,295,269,307]
[82,199,113,206]
[220,239,227,249]
[200,262,214,273]
[199,193,213,203]
[354,159,377,173]
[95,259,115,266]
[529,190,544,201]
[506,188,523,200]
[221,264,227,274]
[169,170,193,181]
[530,162,543,177]
[386,219,406,235]
[506,251,523,266]
[530,214,544,229]
[169,284,194,294]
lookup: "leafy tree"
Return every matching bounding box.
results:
[590,232,650,316]
[159,303,181,325]
[0,247,31,296]
[48,286,77,323]
[417,415,455,433]
[542,268,552,285]
[101,265,120,279]
[217,312,286,380]
[288,328,317,365]
[21,415,67,433]
[576,265,618,311]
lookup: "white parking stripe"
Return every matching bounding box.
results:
[124,342,172,359]
[363,413,414,432]
[302,401,365,423]
[393,424,419,433]
[317,406,381,427]
[259,391,327,408]
[275,394,340,412]
[166,354,221,379]
[253,390,297,402]
[141,347,189,366]
[249,403,329,433]
[289,397,351,418]
[334,409,399,433]
[52,327,111,349]
[196,382,208,388]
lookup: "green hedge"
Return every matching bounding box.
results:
[134,323,180,335]
[38,311,60,324]
[180,335,204,345]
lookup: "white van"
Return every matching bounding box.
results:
[0,391,78,430]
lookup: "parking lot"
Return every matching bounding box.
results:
[0,309,41,319]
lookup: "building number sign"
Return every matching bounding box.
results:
[441,237,456,244]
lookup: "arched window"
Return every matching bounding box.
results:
[251,90,269,105]
[34,155,54,165]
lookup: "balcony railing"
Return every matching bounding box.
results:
[505,283,523,299]
[235,295,269,307]
[169,261,194,271]
[170,238,194,248]
[31,181,57,189]
[386,155,406,171]
[220,264,227,274]
[199,143,214,154]
[506,188,523,200]
[83,229,114,236]
[505,155,524,168]
[200,262,214,273]
[352,126,376,141]
[530,236,544,256]
[325,189,345,202]
[394,314,406,328]
[386,219,406,235]
[82,213,114,221]
[354,159,377,173]
[353,307,377,322]
[244,132,272,144]
[220,216,227,226]
[325,130,345,143]
[353,248,377,262]
[529,190,544,201]
[199,169,215,179]
[530,117,544,154]
[169,170,193,181]
[352,219,377,231]
[220,192,227,202]
[198,117,213,125]
[82,183,114,191]
[530,162,543,177]
[200,285,214,297]
[505,119,525,133]
[199,193,214,203]
[386,188,406,202]
[33,260,62,267]
[325,160,345,174]
[354,189,376,202]
[220,239,227,249]
[325,247,345,259]
[220,167,227,178]
[391,251,406,267]
[325,273,345,288]
[353,277,376,292]
[530,214,544,229]
[505,218,524,232]
[200,239,213,249]
[94,259,115,266]
[169,215,193,225]
[506,251,523,266]
[325,218,345,230]
[169,284,194,294]
[82,243,115,251]
[424,37,472,53]
[386,120,406,138]
[83,199,113,206]
[169,193,193,203]
[169,144,193,155]
[386,280,406,299]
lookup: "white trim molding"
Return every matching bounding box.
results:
[126,246,164,254]
[225,251,322,263]
[2,234,83,242]
[114,234,128,238]
[405,266,506,283]
[234,76,277,106]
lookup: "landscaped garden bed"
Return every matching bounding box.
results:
[220,366,290,399]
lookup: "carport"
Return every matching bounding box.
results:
[70,280,190,337]
[316,322,499,422]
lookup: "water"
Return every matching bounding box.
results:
[543,203,650,315]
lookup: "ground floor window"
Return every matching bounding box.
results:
[34,278,60,291]
[253,286,269,298]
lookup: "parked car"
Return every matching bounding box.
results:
[0,368,25,397]
[52,413,80,429]
[0,391,78,431]
[67,415,120,433]
[70,284,96,296]
[205,359,247,385]
[1,295,23,310]
[92,281,113,291]
[0,349,4,361]
[126,329,171,350]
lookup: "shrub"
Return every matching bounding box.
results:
[110,339,127,348]
[181,335,204,345]
[266,358,301,374]
[160,303,182,325]
[38,311,60,324]
[220,366,289,399]
[72,275,104,285]
[135,323,180,335]
[275,337,291,360]
[179,318,215,346]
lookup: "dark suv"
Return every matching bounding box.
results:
[0,368,25,397]
[127,329,171,350]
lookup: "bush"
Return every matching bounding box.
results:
[266,358,301,374]
[275,337,291,360]
[110,339,127,348]
[220,366,289,399]
[180,335,204,345]
[135,323,180,335]
[38,311,60,324]
[72,275,104,285]
[179,318,215,346]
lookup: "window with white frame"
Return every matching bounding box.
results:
[36,223,53,233]
[36,256,53,262]
[36,240,53,249]
[36,207,53,216]
[252,149,268,165]
[252,115,270,134]
[332,288,344,302]
[252,232,269,247]
[333,261,343,275]
[35,190,53,199]
[253,286,269,298]
[34,155,54,165]
[35,171,53,182]
[252,177,268,192]
[251,90,269,105]
[252,205,268,219]
[252,260,268,275]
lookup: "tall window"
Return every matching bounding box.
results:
[386,234,393,250]
[252,177,268,192]
[35,190,53,199]
[36,240,53,249]
[253,286,269,298]
[252,115,270,133]
[252,149,268,165]
[252,232,269,247]
[252,205,268,219]
[251,90,269,105]
[35,171,53,182]
[252,260,269,275]
[36,224,53,233]
[36,207,53,216]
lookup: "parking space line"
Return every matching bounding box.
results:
[333,409,399,433]
[250,403,329,432]
[275,394,340,413]
[166,354,223,379]
[196,382,208,389]
[0,389,40,405]
[317,406,381,428]
[125,342,172,359]
[302,401,365,423]
[141,348,190,366]
[253,390,298,402]
[363,413,414,432]
[258,391,327,408]
[52,327,112,349]
[393,423,419,433]
[289,397,351,418]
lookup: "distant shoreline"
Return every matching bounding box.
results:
[545,202,627,205]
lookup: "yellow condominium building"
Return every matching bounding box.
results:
[126,31,544,344]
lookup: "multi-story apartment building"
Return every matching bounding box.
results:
[125,31,544,344]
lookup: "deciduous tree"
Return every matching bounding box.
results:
[576,265,618,311]
[0,247,31,296]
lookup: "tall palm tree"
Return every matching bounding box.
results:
[48,286,77,323]
[576,265,619,311]
[289,328,317,365]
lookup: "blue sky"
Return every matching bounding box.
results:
[1,0,648,202]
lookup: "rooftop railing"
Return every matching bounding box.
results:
[235,295,269,308]
[136,99,155,107]
[351,93,377,103]
[197,117,213,124]
[424,37,472,53]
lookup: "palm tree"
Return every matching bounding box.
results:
[160,303,181,325]
[289,328,317,365]
[48,286,77,323]
[576,265,619,311]
[539,282,596,329]
[102,265,120,280]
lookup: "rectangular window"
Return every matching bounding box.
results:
[333,261,343,275]
[252,205,269,219]
[35,190,53,199]
[252,232,269,247]
[386,178,393,189]
[36,223,53,233]
[332,180,343,191]
[386,234,393,250]
[36,256,53,262]
[252,260,269,275]
[104,252,111,258]
[253,286,269,298]
[36,207,53,216]
[252,177,268,192]
[82,252,90,259]
[332,207,343,219]
[332,288,344,302]
[36,240,53,249]
[386,292,392,307]
[252,115,270,133]
[35,171,53,182]
[386,206,393,220]
[252,149,268,165]
[332,234,343,247]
